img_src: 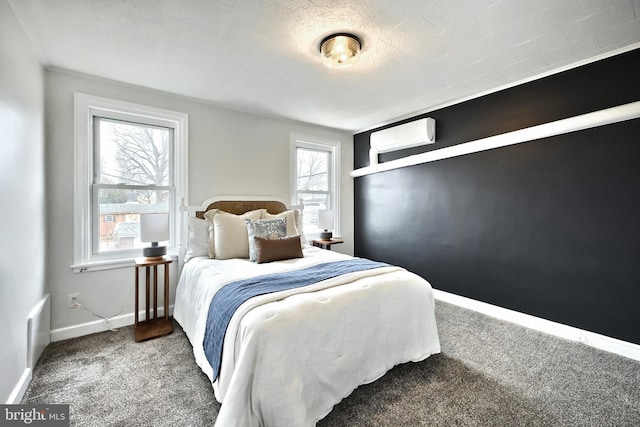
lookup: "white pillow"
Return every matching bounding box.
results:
[184,216,209,262]
[203,209,219,258]
[204,209,264,259]
[262,210,308,246]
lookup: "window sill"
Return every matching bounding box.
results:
[71,252,178,273]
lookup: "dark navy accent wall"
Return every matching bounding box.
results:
[354,48,640,344]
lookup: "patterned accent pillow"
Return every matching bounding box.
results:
[262,209,307,246]
[245,218,287,262]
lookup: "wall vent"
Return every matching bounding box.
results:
[27,294,50,369]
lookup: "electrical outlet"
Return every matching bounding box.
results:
[68,293,79,309]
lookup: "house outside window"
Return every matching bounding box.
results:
[73,94,188,272]
[290,133,340,239]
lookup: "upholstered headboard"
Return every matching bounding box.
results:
[195,199,288,218]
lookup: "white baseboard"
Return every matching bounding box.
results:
[433,289,640,362]
[6,368,32,404]
[51,305,174,342]
[48,291,640,358]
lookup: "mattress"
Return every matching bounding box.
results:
[174,246,440,426]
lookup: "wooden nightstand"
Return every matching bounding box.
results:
[312,238,344,250]
[134,256,173,342]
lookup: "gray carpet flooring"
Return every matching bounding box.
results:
[22,300,640,426]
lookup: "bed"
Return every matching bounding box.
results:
[173,197,440,426]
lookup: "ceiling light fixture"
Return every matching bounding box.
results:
[319,33,362,68]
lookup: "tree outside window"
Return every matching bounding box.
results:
[94,118,173,254]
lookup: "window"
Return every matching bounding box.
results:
[73,94,188,272]
[290,133,340,238]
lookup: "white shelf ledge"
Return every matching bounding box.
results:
[351,101,640,178]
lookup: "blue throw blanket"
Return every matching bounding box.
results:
[204,258,388,381]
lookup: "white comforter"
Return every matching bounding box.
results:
[174,247,440,426]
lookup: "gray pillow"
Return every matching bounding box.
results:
[245,218,287,262]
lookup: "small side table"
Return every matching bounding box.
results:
[312,238,344,250]
[134,255,173,342]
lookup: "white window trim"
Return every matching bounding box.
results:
[290,132,341,237]
[72,93,188,273]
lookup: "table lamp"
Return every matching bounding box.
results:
[318,210,334,240]
[140,213,169,258]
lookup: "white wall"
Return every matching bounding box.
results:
[45,70,353,334]
[0,0,47,403]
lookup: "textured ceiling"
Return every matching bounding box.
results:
[8,0,640,131]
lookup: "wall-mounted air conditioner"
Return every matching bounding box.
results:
[369,117,435,166]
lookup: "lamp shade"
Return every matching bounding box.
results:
[140,213,169,243]
[318,210,334,231]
